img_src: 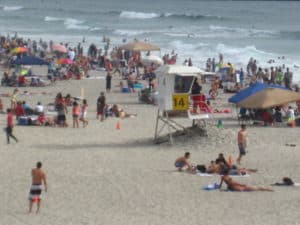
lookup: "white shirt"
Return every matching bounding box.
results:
[68,50,75,61]
[35,105,44,113]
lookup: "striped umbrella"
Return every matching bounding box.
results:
[11,47,28,53]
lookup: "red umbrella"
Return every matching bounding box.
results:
[52,44,67,53]
[57,58,74,65]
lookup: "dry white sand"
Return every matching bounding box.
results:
[0,71,300,225]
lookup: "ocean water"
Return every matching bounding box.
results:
[1,0,300,80]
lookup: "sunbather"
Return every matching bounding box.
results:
[219,168,273,192]
[111,104,137,118]
[272,177,295,186]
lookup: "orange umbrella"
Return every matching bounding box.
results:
[11,47,28,53]
[57,58,74,65]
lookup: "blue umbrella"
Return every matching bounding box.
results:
[13,56,48,65]
[229,82,300,109]
[229,82,287,104]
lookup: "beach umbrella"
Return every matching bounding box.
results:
[57,58,74,65]
[229,83,300,109]
[52,44,67,53]
[119,41,160,51]
[13,56,48,65]
[11,47,28,54]
[141,55,163,66]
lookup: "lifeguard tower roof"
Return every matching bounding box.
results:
[156,65,204,76]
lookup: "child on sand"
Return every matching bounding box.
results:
[79,99,88,127]
[237,124,247,165]
[72,101,80,128]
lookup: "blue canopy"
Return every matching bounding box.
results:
[13,56,48,65]
[228,82,287,104]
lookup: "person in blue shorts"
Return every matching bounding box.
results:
[174,152,193,171]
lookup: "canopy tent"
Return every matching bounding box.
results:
[13,56,48,65]
[119,41,160,51]
[229,82,300,109]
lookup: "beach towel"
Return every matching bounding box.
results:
[202,183,220,191]
[197,172,249,177]
[197,172,213,177]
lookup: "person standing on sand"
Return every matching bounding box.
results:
[106,72,112,93]
[29,162,47,213]
[97,92,106,122]
[6,108,18,144]
[237,124,247,164]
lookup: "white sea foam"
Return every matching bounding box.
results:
[119,11,160,19]
[64,18,89,30]
[44,16,64,22]
[209,25,275,38]
[114,29,147,36]
[3,5,23,11]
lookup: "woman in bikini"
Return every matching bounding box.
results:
[219,168,273,192]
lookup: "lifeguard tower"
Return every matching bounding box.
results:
[154,65,211,144]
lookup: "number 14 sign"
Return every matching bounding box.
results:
[172,94,189,111]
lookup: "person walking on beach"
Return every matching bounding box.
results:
[29,162,47,213]
[6,108,18,144]
[97,92,106,122]
[237,124,247,165]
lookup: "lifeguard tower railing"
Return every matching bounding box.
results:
[154,93,211,144]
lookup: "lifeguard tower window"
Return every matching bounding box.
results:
[174,75,194,93]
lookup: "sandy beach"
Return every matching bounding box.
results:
[0,69,299,225]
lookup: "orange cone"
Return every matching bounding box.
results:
[116,121,121,130]
[228,154,233,169]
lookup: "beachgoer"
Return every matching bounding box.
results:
[284,68,293,89]
[106,72,112,93]
[219,168,273,192]
[272,177,295,186]
[29,162,47,213]
[6,108,18,144]
[237,124,247,164]
[215,153,229,168]
[97,92,106,122]
[79,99,88,127]
[0,98,4,113]
[10,88,18,110]
[174,152,194,172]
[56,102,68,127]
[72,101,80,128]
[111,104,136,118]
[35,102,44,114]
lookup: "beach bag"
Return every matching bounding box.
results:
[197,165,206,173]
